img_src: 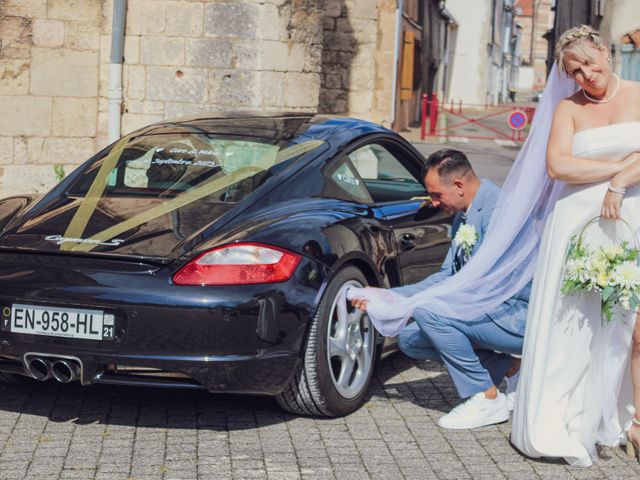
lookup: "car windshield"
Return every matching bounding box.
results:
[68,132,323,202]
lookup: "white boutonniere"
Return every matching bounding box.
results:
[454,224,478,260]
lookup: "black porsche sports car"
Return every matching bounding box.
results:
[0,114,452,417]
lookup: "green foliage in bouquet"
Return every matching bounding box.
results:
[561,234,640,323]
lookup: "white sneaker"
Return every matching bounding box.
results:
[438,392,510,429]
[504,370,520,412]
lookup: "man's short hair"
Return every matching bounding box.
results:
[422,149,475,182]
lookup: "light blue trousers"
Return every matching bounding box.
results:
[399,308,523,399]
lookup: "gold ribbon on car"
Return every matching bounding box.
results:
[60,140,325,253]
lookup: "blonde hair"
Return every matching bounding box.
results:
[555,25,605,74]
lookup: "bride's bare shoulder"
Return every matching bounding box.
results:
[554,97,580,119]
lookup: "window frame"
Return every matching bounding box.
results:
[335,136,428,206]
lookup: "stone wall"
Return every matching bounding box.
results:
[113,0,325,140]
[318,0,379,119]
[0,0,330,196]
[0,0,102,196]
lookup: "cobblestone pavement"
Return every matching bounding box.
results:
[1,355,639,480]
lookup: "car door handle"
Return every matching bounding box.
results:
[400,233,416,250]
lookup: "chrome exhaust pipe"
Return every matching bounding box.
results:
[26,357,52,381]
[52,360,80,383]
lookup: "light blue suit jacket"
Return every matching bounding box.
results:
[392,179,531,336]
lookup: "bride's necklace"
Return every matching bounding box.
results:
[582,74,620,104]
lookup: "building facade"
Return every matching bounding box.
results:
[0,0,455,195]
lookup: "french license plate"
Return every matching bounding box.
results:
[9,303,114,340]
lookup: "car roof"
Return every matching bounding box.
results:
[133,113,393,146]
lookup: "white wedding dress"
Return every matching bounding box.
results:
[512,122,640,467]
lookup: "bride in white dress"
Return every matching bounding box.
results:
[511,26,640,467]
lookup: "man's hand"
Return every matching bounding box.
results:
[350,298,369,311]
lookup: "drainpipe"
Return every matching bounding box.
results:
[108,0,127,143]
[390,0,404,128]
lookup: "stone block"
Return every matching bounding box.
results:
[32,19,64,48]
[0,165,55,195]
[347,90,372,114]
[0,96,52,136]
[124,99,164,115]
[349,66,374,91]
[52,97,98,137]
[0,60,30,95]
[2,0,47,18]
[124,35,140,64]
[259,3,285,41]
[304,44,323,73]
[99,33,111,63]
[186,39,234,68]
[286,43,307,72]
[352,44,375,68]
[31,48,99,97]
[337,17,377,44]
[165,1,204,37]
[47,0,102,24]
[141,0,166,35]
[146,66,208,103]
[25,137,44,165]
[259,71,285,107]
[323,31,359,53]
[164,102,210,119]
[284,72,320,108]
[259,41,289,71]
[345,0,378,20]
[101,0,113,34]
[42,137,96,164]
[140,37,185,65]
[0,16,33,59]
[125,0,144,35]
[98,62,110,97]
[13,137,28,164]
[122,113,163,135]
[64,22,100,51]
[289,10,323,44]
[233,43,260,70]
[204,3,258,39]
[323,17,336,31]
[324,0,343,17]
[208,70,258,106]
[323,73,343,90]
[0,137,13,165]
[319,88,346,113]
[124,65,146,100]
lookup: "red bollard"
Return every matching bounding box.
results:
[429,93,439,136]
[420,93,428,141]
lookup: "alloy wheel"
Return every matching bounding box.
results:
[326,280,374,399]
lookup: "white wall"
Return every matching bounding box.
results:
[445,0,492,105]
[600,0,640,43]
[518,66,535,92]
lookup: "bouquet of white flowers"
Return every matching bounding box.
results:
[561,217,640,323]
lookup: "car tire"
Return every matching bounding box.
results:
[276,266,379,417]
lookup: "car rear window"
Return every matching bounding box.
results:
[68,133,321,203]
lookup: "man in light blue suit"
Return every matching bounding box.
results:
[354,149,529,429]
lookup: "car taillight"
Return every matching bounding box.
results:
[172,242,302,286]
